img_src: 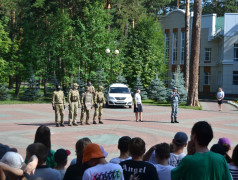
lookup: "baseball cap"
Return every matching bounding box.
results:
[218,137,231,147]
[173,87,177,90]
[173,132,188,146]
[54,149,71,163]
[73,83,79,87]
[82,143,105,163]
[0,152,24,169]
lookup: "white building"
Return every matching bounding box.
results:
[160,10,238,96]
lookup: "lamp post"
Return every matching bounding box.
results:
[105,48,119,84]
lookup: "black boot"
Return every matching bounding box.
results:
[174,117,179,123]
[171,117,174,123]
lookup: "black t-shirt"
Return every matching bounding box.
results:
[63,163,89,180]
[120,160,159,180]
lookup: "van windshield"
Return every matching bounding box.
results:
[109,87,130,94]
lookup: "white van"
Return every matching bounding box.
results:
[106,83,132,108]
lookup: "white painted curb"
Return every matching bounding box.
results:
[227,101,238,108]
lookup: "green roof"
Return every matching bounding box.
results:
[216,17,224,32]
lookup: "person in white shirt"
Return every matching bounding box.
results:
[154,143,175,180]
[110,136,131,164]
[143,132,188,168]
[82,143,124,180]
[216,87,225,111]
[134,89,143,122]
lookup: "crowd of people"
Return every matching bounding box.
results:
[0,120,237,180]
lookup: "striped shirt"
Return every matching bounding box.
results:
[228,163,238,180]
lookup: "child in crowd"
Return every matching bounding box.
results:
[144,131,188,168]
[54,149,71,179]
[218,137,232,163]
[82,143,124,180]
[154,143,175,180]
[171,121,232,180]
[110,136,131,164]
[120,137,159,180]
[228,144,238,180]
[25,143,61,180]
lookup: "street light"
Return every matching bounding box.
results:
[105,48,119,84]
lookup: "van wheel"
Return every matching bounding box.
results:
[129,105,132,108]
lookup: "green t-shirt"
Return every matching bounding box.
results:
[171,151,232,180]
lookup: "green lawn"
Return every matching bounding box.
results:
[142,99,202,110]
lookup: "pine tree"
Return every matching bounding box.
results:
[134,75,147,100]
[91,68,107,90]
[170,66,187,103]
[46,74,59,97]
[116,73,128,85]
[76,73,85,95]
[148,74,167,102]
[20,72,41,101]
[0,84,11,100]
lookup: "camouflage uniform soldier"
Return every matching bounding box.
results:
[87,81,95,94]
[68,83,80,126]
[52,85,66,127]
[93,86,106,124]
[80,86,93,125]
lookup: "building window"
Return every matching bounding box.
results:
[233,71,238,85]
[172,32,178,64]
[234,44,238,61]
[205,48,211,61]
[180,32,185,64]
[165,33,170,59]
[204,72,210,85]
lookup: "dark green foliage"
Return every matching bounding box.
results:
[123,16,166,89]
[170,66,187,103]
[148,74,167,102]
[134,75,147,100]
[20,72,41,101]
[0,84,11,100]
[202,0,238,16]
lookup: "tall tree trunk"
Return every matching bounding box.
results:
[177,0,180,8]
[184,0,190,92]
[8,10,16,89]
[15,76,21,97]
[187,0,202,107]
[44,79,47,96]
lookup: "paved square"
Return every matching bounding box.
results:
[0,101,237,163]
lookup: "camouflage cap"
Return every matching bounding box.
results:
[73,83,79,87]
[98,86,103,90]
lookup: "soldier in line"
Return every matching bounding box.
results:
[68,83,80,126]
[52,84,66,127]
[170,87,180,123]
[80,86,93,125]
[87,81,95,94]
[93,86,106,124]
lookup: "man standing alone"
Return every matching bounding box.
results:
[52,85,65,127]
[171,87,180,123]
[68,83,80,126]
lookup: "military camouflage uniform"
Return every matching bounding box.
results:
[80,87,93,125]
[68,83,80,126]
[52,89,65,126]
[93,86,105,124]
